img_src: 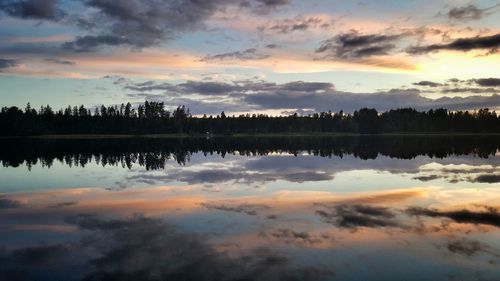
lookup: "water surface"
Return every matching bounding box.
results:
[0,136,499,281]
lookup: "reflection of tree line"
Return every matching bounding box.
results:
[1,135,498,169]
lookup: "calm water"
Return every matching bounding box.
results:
[0,136,499,281]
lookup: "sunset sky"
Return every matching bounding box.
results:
[0,0,499,114]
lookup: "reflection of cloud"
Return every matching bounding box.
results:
[0,58,18,71]
[315,204,401,230]
[48,201,77,209]
[0,196,21,209]
[261,228,327,245]
[201,202,270,216]
[1,214,333,281]
[11,244,69,265]
[446,238,485,256]
[406,206,500,228]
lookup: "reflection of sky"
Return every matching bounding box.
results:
[1,153,498,193]
[0,153,499,280]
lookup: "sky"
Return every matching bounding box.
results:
[0,0,499,115]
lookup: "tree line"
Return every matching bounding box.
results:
[0,101,498,136]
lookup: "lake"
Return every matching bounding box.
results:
[0,136,499,281]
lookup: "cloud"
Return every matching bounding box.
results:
[243,87,500,112]
[254,0,290,7]
[62,0,226,51]
[412,175,440,182]
[124,79,500,114]
[0,58,18,70]
[62,0,291,52]
[200,48,269,62]
[260,16,330,34]
[473,174,500,183]
[411,77,500,94]
[447,4,500,21]
[406,206,500,227]
[0,0,64,20]
[447,5,484,21]
[316,31,405,59]
[126,80,241,96]
[441,87,500,94]
[407,33,500,55]
[413,81,443,87]
[315,204,400,229]
[471,78,500,87]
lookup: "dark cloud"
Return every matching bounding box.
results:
[407,33,500,55]
[447,5,484,21]
[0,0,64,20]
[62,34,132,52]
[178,81,242,95]
[412,175,440,182]
[406,206,500,227]
[0,196,21,209]
[63,0,291,52]
[254,0,290,7]
[200,48,269,62]
[315,204,400,229]
[124,79,500,114]
[265,44,278,49]
[473,174,500,183]
[447,4,499,21]
[261,16,329,34]
[441,87,500,94]
[413,81,443,87]
[62,0,223,51]
[0,58,18,70]
[243,87,500,113]
[280,81,334,92]
[126,80,242,96]
[125,81,176,92]
[316,31,405,59]
[471,78,500,87]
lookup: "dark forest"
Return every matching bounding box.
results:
[0,102,499,136]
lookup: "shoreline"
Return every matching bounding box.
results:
[1,132,499,139]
